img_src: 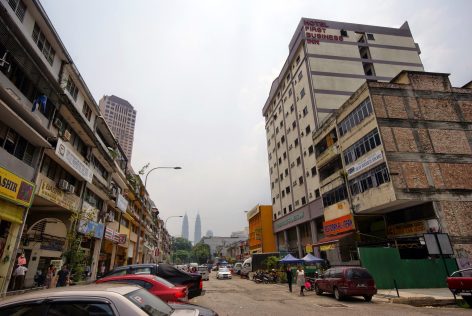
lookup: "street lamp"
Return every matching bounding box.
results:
[135,166,182,263]
[164,215,183,229]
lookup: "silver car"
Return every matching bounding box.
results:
[0,283,198,316]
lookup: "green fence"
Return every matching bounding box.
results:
[358,247,458,289]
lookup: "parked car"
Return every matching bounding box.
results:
[226,264,234,274]
[96,274,188,302]
[198,265,210,281]
[0,283,198,316]
[314,266,377,301]
[216,267,232,279]
[102,263,202,299]
[233,262,243,275]
[447,267,472,306]
[170,302,218,316]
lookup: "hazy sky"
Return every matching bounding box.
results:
[41,0,472,238]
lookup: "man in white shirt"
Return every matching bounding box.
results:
[13,265,28,290]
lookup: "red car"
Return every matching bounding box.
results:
[314,266,377,301]
[96,274,188,302]
[447,268,472,306]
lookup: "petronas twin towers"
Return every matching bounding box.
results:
[181,213,201,244]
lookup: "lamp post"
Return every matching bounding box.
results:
[135,166,182,263]
[164,215,183,229]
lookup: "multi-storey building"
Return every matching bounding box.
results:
[246,205,276,254]
[194,213,201,244]
[99,95,137,162]
[263,18,424,257]
[312,71,472,278]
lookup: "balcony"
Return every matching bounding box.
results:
[316,145,339,167]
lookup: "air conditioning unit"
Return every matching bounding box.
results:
[53,117,63,130]
[67,185,75,194]
[62,130,71,142]
[58,179,69,191]
[106,212,114,222]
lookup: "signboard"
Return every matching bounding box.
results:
[424,233,454,255]
[0,166,35,207]
[303,20,344,45]
[323,214,355,236]
[305,244,313,253]
[387,221,426,237]
[78,220,105,239]
[37,176,80,212]
[105,227,127,244]
[274,208,307,232]
[320,244,336,251]
[347,150,383,177]
[55,138,93,183]
[116,193,128,213]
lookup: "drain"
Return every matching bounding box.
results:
[314,303,348,308]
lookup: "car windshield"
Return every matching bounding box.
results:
[153,276,175,288]
[219,268,229,272]
[346,269,373,279]
[125,288,173,316]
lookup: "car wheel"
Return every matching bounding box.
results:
[364,295,373,302]
[334,287,343,301]
[462,296,472,306]
[315,284,323,295]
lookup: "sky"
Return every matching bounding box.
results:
[41,0,472,239]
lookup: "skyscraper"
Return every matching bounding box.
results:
[181,213,189,240]
[194,213,202,244]
[99,95,137,162]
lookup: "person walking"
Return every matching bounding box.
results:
[296,265,305,296]
[285,265,293,292]
[45,265,55,289]
[13,264,28,290]
[56,265,70,287]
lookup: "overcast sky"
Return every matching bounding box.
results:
[41,0,472,239]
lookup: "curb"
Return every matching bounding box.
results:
[387,296,457,307]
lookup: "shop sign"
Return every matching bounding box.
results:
[55,138,93,183]
[0,166,35,207]
[305,244,313,253]
[274,209,306,232]
[387,221,426,237]
[347,150,383,177]
[40,237,65,252]
[37,176,80,212]
[323,214,355,236]
[320,244,336,251]
[105,227,127,244]
[78,220,105,239]
[116,193,128,213]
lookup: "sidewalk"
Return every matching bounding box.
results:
[376,288,458,306]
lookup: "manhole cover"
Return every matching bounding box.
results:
[314,303,348,308]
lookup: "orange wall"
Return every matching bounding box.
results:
[248,205,276,253]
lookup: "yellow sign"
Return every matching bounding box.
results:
[387,221,426,237]
[305,244,313,253]
[37,176,80,212]
[0,166,35,207]
[320,244,336,251]
[0,199,24,224]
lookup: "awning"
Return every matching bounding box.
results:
[312,232,355,247]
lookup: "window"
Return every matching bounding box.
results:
[301,197,306,205]
[349,163,390,196]
[82,102,92,121]
[280,173,283,181]
[340,29,348,37]
[272,197,275,204]
[296,55,300,64]
[288,89,292,97]
[0,303,43,315]
[31,23,55,65]
[133,267,152,275]
[298,71,303,81]
[292,120,296,129]
[294,138,299,147]
[0,121,36,166]
[296,156,301,166]
[308,145,314,155]
[311,166,317,176]
[299,176,304,185]
[283,152,287,160]
[303,106,308,116]
[65,76,79,100]
[281,136,285,144]
[286,187,290,194]
[47,302,114,316]
[289,204,293,212]
[343,128,382,165]
[322,185,348,207]
[300,88,305,99]
[305,125,311,134]
[367,33,375,40]
[283,207,287,214]
[282,191,285,198]
[92,156,109,179]
[85,189,103,209]
[338,98,373,137]
[8,0,26,22]
[290,104,295,113]
[315,189,320,198]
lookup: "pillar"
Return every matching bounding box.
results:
[283,230,289,252]
[310,219,320,257]
[110,244,117,271]
[90,239,102,281]
[295,225,303,258]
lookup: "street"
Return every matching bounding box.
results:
[190,273,470,316]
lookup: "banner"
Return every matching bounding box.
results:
[323,214,355,236]
[347,150,383,177]
[55,138,93,183]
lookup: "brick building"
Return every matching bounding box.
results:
[312,71,472,268]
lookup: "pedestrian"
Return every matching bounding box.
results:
[56,265,70,287]
[45,264,55,289]
[296,265,305,296]
[100,262,106,277]
[13,264,28,290]
[285,264,293,292]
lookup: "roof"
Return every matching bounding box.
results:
[312,232,355,247]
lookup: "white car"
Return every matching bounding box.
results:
[198,265,210,281]
[216,267,232,279]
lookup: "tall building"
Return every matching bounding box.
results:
[181,213,189,240]
[263,18,424,257]
[194,213,202,244]
[247,205,276,254]
[99,95,137,162]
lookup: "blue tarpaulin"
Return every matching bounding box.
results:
[279,254,304,264]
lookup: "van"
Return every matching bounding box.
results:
[198,265,210,281]
[240,257,252,277]
[234,262,243,275]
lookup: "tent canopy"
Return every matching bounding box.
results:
[302,253,324,263]
[279,254,304,264]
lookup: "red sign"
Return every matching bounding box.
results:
[323,214,355,236]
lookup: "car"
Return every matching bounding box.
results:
[0,283,199,316]
[216,267,232,279]
[170,302,218,316]
[96,274,188,302]
[102,263,202,299]
[447,267,472,306]
[233,262,243,275]
[314,266,377,301]
[198,265,210,281]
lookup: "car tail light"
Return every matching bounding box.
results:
[199,279,203,289]
[175,289,187,299]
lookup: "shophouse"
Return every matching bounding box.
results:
[246,205,276,254]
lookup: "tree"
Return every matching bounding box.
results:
[191,242,210,264]
[262,256,280,271]
[174,250,191,263]
[173,237,192,251]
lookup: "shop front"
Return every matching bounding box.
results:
[0,166,35,293]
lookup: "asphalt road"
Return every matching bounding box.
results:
[189,272,470,316]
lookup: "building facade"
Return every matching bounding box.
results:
[311,71,472,268]
[194,213,201,244]
[98,95,137,162]
[181,213,189,240]
[247,205,276,254]
[263,18,424,257]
